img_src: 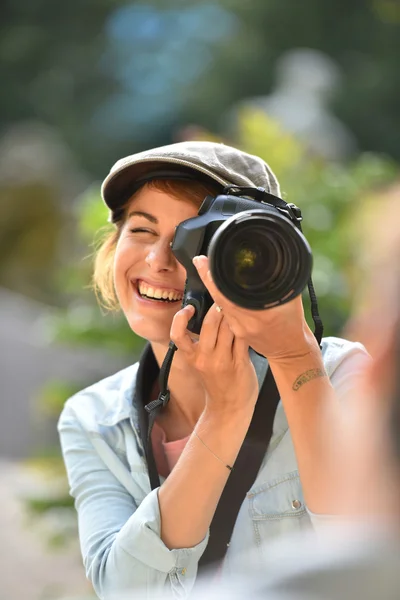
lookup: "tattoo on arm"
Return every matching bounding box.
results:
[292,368,327,391]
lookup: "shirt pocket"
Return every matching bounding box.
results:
[248,471,311,546]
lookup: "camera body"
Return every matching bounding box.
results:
[171,186,312,334]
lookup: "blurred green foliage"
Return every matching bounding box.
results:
[37,380,83,418]
[22,454,78,549]
[26,495,74,514]
[0,181,67,303]
[0,0,122,176]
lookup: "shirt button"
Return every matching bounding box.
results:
[291,499,302,510]
[181,568,186,576]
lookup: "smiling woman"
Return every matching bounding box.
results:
[57,140,370,600]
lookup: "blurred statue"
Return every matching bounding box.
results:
[241,48,356,161]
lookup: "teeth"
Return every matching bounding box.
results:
[138,281,182,302]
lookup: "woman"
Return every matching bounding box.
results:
[58,140,369,599]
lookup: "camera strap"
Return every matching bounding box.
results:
[198,349,280,571]
[139,343,280,571]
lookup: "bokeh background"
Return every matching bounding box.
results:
[1,1,400,598]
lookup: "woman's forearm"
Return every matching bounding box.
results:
[267,339,337,514]
[158,406,254,550]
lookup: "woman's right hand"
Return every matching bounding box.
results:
[160,304,259,550]
[170,303,259,417]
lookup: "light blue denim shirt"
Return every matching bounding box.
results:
[58,336,369,600]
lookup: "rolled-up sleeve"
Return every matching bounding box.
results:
[306,340,372,530]
[58,405,208,600]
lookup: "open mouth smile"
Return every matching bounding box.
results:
[136,280,183,304]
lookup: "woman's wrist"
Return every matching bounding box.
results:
[194,404,254,472]
[260,322,321,365]
[268,344,326,382]
[201,401,254,430]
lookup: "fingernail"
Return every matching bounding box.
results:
[193,255,206,267]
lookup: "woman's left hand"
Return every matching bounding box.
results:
[193,255,318,362]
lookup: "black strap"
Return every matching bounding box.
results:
[307,276,323,346]
[296,221,324,346]
[135,344,160,489]
[136,343,280,571]
[198,361,280,570]
[143,341,177,489]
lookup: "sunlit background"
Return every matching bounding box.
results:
[1,1,400,598]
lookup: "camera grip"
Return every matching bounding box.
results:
[184,290,214,335]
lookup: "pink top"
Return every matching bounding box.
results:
[151,421,190,478]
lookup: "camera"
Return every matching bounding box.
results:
[171,185,312,334]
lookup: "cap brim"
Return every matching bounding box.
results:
[101,160,223,213]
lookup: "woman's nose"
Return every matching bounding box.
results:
[145,241,176,272]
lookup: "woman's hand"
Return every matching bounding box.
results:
[170,302,259,416]
[192,255,319,362]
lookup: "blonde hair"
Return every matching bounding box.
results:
[93,178,220,310]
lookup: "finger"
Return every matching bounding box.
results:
[213,315,235,359]
[170,305,197,355]
[232,335,251,362]
[192,255,234,311]
[197,302,224,353]
[224,314,247,339]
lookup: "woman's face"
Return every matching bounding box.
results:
[113,184,198,345]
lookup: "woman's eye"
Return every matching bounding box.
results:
[129,228,153,234]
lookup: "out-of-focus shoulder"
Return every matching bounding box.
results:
[59,362,140,431]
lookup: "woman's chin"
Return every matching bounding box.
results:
[127,319,174,347]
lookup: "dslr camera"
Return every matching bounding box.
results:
[171,185,312,334]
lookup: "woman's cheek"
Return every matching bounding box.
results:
[113,245,134,306]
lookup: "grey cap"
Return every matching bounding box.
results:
[101,141,281,219]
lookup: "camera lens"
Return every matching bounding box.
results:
[208,209,312,309]
[228,229,283,290]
